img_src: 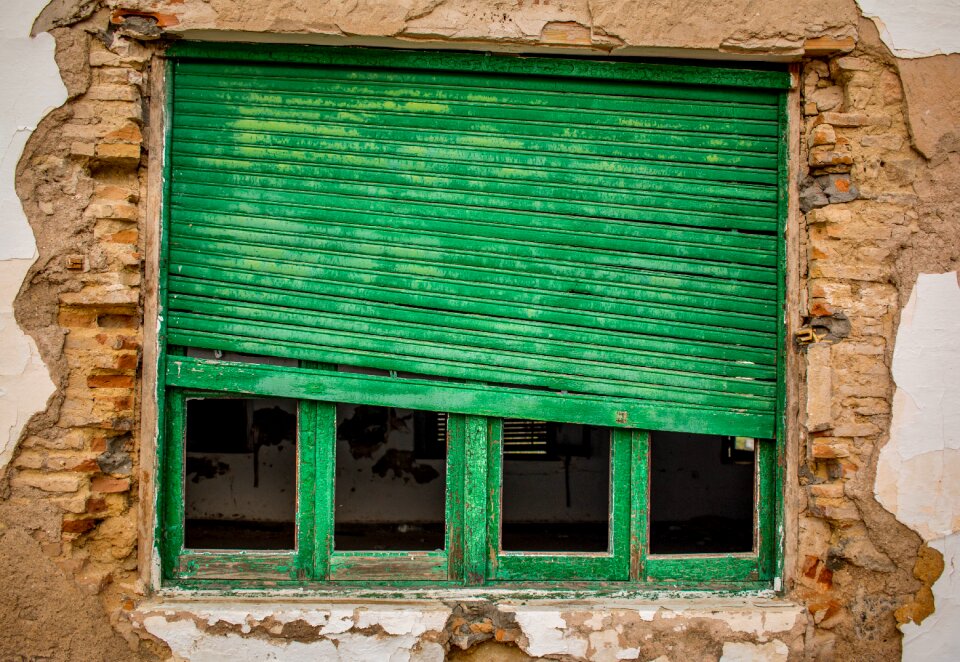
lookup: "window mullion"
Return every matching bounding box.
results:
[630,429,650,582]
[461,415,489,585]
[311,401,336,581]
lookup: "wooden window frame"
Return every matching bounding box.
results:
[158,371,777,589]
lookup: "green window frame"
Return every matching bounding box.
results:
[155,43,789,592]
[160,388,777,588]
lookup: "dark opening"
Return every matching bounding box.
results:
[334,405,447,551]
[183,397,297,550]
[649,431,756,554]
[501,421,610,552]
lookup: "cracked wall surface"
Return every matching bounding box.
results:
[0,0,61,472]
[0,1,959,661]
[132,600,806,662]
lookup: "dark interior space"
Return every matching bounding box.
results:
[334,404,447,551]
[501,422,611,552]
[183,397,298,550]
[649,432,756,554]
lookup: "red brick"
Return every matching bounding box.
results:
[115,354,139,371]
[70,458,100,473]
[62,518,98,534]
[85,497,108,515]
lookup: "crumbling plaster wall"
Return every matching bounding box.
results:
[0,1,61,472]
[854,3,960,661]
[1,0,959,661]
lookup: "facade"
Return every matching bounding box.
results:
[1,1,958,660]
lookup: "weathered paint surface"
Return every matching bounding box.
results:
[855,0,960,57]
[135,600,805,661]
[876,272,960,661]
[0,0,62,470]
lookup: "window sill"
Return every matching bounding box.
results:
[134,595,806,660]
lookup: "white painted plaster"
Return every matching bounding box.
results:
[902,532,960,661]
[875,272,960,662]
[140,605,451,662]
[656,606,801,637]
[0,1,63,470]
[142,616,341,661]
[138,600,805,661]
[719,640,789,662]
[510,609,589,658]
[855,0,960,58]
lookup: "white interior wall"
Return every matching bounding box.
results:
[0,1,63,471]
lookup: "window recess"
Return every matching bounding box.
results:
[156,43,788,588]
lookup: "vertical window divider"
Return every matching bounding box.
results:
[160,390,185,580]
[484,418,503,582]
[629,429,649,582]
[313,402,335,580]
[293,400,315,580]
[462,415,489,585]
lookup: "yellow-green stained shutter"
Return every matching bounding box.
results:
[164,45,788,439]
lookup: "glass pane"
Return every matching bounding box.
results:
[184,397,297,550]
[334,405,447,551]
[649,432,756,554]
[501,421,610,552]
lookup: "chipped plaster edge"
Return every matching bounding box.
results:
[0,1,67,473]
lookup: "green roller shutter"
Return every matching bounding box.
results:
[163,44,788,438]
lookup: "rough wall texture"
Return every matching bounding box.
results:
[1,1,958,661]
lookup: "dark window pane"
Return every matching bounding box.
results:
[184,398,297,550]
[501,422,610,552]
[335,405,446,551]
[649,432,756,554]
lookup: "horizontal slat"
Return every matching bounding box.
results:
[167,253,776,350]
[170,204,776,278]
[179,59,784,104]
[172,112,778,170]
[174,87,777,141]
[170,178,779,251]
[171,215,775,315]
[168,43,792,89]
[168,319,776,407]
[173,96,778,156]
[165,356,777,438]
[168,240,777,337]
[170,146,777,221]
[168,294,775,395]
[168,201,777,300]
[174,67,780,121]
[171,220,776,313]
[329,553,446,581]
[170,141,777,203]
[172,125,777,188]
[168,277,776,369]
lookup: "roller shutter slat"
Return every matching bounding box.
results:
[166,52,784,435]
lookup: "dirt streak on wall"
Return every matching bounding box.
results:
[0,1,958,660]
